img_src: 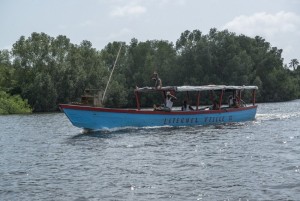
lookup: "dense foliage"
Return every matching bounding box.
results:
[0,50,31,114]
[0,91,31,114]
[0,29,299,112]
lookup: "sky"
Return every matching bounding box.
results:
[1,0,299,65]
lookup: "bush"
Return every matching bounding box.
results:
[0,91,32,114]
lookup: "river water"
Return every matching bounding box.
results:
[1,100,300,201]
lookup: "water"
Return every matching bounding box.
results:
[1,100,300,201]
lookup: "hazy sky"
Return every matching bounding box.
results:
[1,0,299,64]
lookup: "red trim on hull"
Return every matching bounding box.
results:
[59,104,257,115]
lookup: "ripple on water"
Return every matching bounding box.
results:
[1,101,300,200]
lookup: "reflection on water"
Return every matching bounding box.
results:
[1,100,300,200]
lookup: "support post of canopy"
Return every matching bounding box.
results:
[135,91,140,110]
[252,89,256,106]
[236,90,240,105]
[196,91,200,110]
[209,90,214,103]
[239,90,242,105]
[186,91,190,100]
[162,91,166,103]
[219,89,224,110]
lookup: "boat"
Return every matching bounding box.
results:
[59,85,258,131]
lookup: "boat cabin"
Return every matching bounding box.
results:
[80,89,103,106]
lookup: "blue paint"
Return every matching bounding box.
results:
[62,106,257,130]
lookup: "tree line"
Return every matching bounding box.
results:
[0,29,299,113]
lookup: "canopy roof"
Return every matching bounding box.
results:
[135,85,258,93]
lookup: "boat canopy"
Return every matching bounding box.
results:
[135,85,258,93]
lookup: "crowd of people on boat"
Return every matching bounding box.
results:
[151,71,245,112]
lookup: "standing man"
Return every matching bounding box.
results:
[165,91,177,111]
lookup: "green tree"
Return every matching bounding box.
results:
[289,59,299,71]
[4,30,300,111]
[175,30,204,84]
[0,50,15,91]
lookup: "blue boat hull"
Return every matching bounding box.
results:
[60,104,257,130]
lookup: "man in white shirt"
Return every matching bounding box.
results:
[153,91,177,111]
[165,91,177,110]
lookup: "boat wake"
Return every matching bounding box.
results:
[79,122,253,136]
[256,111,300,122]
[81,125,175,134]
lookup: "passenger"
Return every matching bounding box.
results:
[153,104,162,111]
[181,100,194,111]
[211,100,220,110]
[165,91,177,111]
[153,91,177,111]
[240,99,246,107]
[228,95,234,107]
[151,71,162,89]
[232,96,240,108]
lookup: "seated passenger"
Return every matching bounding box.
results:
[232,97,240,108]
[151,71,162,89]
[181,100,194,111]
[228,95,234,107]
[211,100,220,110]
[154,104,164,111]
[240,99,246,107]
[154,91,177,111]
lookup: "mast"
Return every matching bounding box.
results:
[102,44,122,103]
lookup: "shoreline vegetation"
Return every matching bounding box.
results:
[0,91,31,114]
[0,28,299,114]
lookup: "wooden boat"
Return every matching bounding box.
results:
[59,85,258,131]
